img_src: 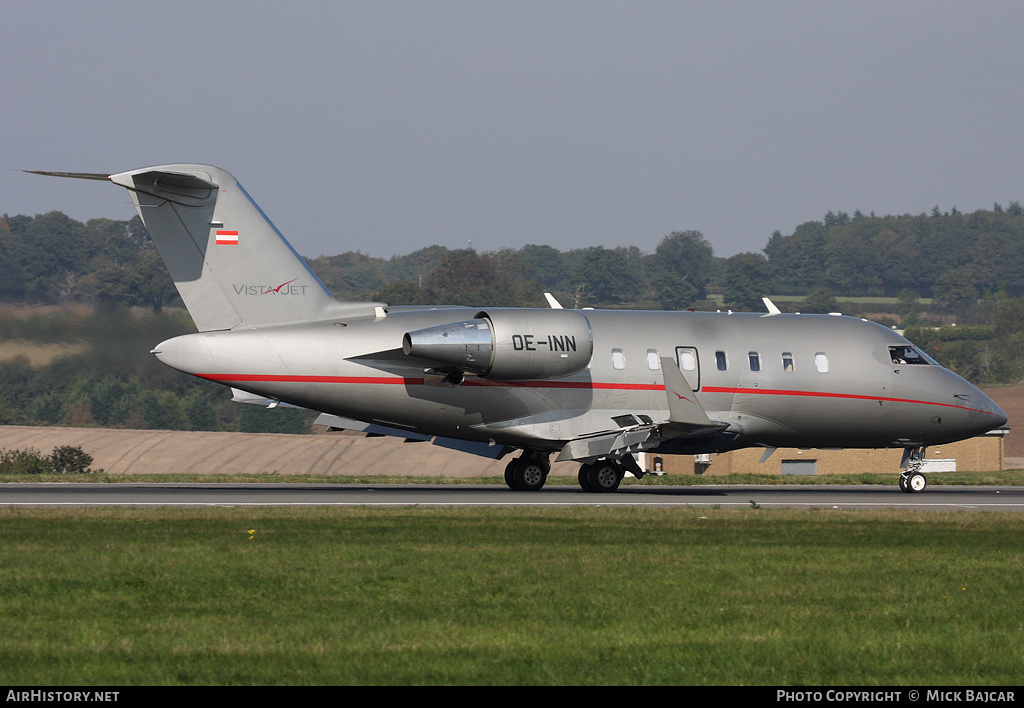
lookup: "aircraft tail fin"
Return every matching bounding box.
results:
[31,165,381,331]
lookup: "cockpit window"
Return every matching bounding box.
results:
[889,346,932,365]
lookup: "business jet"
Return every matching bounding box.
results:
[28,165,1008,493]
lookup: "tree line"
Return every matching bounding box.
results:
[304,204,1024,315]
[0,307,315,434]
[0,212,176,311]
[4,202,1024,313]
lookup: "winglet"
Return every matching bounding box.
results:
[544,292,563,309]
[762,297,782,315]
[660,357,713,427]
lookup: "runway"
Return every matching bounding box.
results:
[2,483,1024,511]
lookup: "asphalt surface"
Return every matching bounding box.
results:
[2,483,1024,511]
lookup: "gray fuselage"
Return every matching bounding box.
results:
[154,307,1006,458]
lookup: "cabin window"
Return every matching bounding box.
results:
[782,352,794,372]
[611,349,626,370]
[678,349,697,372]
[815,352,830,373]
[748,352,761,372]
[715,351,728,371]
[647,350,660,370]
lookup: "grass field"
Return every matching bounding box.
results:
[1,506,1022,685]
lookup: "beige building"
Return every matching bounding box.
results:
[643,429,1008,476]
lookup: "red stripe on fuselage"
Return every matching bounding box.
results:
[703,385,987,414]
[196,374,995,416]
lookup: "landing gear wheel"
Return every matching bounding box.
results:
[505,456,548,491]
[900,446,928,494]
[906,471,927,493]
[504,458,520,490]
[578,464,594,492]
[514,459,548,491]
[586,461,623,493]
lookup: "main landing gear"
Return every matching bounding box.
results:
[898,447,928,493]
[504,455,550,491]
[577,460,625,493]
[503,454,632,493]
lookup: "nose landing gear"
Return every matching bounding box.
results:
[898,447,928,493]
[898,470,927,493]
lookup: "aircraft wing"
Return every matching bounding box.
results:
[555,424,658,462]
[230,388,303,409]
[231,388,509,459]
[553,360,728,463]
[314,413,511,460]
[314,412,431,441]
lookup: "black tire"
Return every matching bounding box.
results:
[505,458,521,491]
[578,464,593,492]
[586,461,623,493]
[898,475,909,493]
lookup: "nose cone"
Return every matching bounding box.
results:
[981,392,1009,431]
[931,371,1009,442]
[959,380,1008,436]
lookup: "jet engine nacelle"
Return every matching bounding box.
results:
[402,308,593,380]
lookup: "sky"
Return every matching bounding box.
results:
[3,1,1023,261]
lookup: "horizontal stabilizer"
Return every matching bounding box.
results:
[23,170,111,181]
[110,168,219,206]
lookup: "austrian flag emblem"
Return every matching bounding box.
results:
[216,230,239,245]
